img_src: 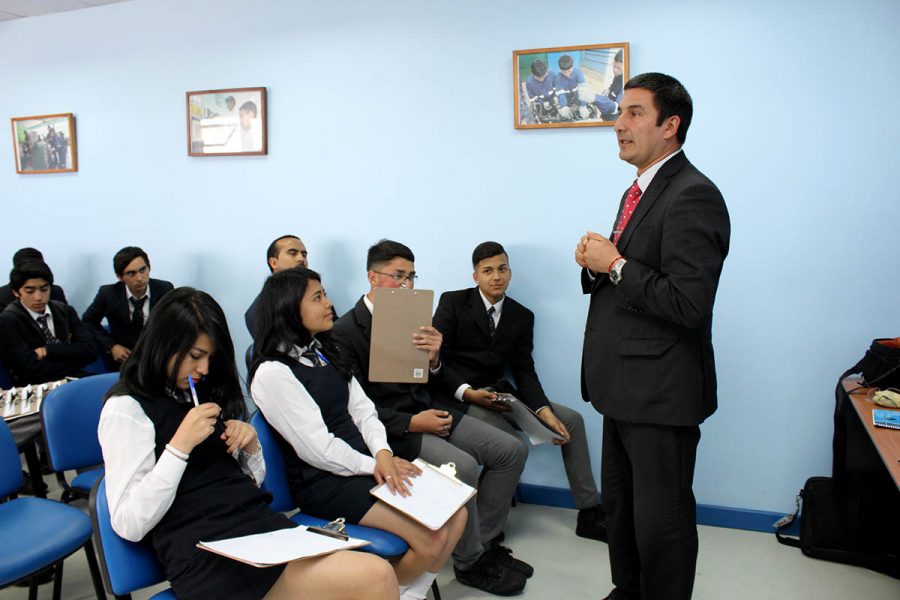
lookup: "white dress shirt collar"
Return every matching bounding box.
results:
[478,288,504,320]
[636,148,683,193]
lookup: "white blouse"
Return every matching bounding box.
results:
[250,352,391,477]
[97,394,265,542]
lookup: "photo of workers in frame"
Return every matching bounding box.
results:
[514,43,629,129]
[11,113,78,174]
[186,87,267,156]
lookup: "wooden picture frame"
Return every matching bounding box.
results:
[186,87,267,156]
[11,113,77,174]
[513,43,629,129]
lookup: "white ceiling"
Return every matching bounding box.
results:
[0,0,134,22]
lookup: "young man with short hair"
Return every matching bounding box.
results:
[331,239,532,596]
[433,241,607,541]
[245,235,309,336]
[0,247,67,311]
[82,246,174,367]
[0,260,96,385]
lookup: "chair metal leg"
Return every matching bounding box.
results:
[52,561,63,600]
[430,580,442,600]
[83,539,106,600]
[28,578,38,600]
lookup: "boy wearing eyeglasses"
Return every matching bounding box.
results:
[82,246,174,367]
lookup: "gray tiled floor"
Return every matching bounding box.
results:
[3,495,898,600]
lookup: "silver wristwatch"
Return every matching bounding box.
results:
[609,257,627,285]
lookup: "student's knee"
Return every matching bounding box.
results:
[367,555,399,595]
[454,452,479,487]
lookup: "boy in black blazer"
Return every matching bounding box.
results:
[0,260,96,385]
[433,242,606,541]
[0,247,67,312]
[82,246,174,367]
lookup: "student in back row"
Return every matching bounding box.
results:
[82,246,174,369]
[432,241,607,541]
[0,260,96,385]
[331,239,531,596]
[245,235,309,336]
[0,247,67,312]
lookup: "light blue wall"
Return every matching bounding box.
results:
[2,0,898,515]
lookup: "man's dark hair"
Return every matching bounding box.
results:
[12,248,43,267]
[624,72,693,144]
[113,246,150,276]
[366,239,415,271]
[530,59,547,78]
[239,101,257,117]
[266,235,301,273]
[558,55,573,70]
[10,260,53,291]
[472,241,507,269]
[108,287,247,421]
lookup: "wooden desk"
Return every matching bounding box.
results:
[843,378,900,489]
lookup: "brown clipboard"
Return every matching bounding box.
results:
[369,288,434,383]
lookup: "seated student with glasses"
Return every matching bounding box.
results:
[82,246,174,368]
[98,287,399,600]
[249,267,467,600]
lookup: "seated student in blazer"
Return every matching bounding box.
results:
[0,247,67,312]
[432,241,607,541]
[0,260,96,386]
[82,246,174,367]
[98,287,399,600]
[330,238,531,597]
[249,267,466,600]
[245,234,309,337]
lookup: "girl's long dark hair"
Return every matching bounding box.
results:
[251,267,352,382]
[107,287,247,421]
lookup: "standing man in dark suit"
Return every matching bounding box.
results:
[433,242,607,542]
[332,239,530,596]
[575,73,730,600]
[0,260,96,385]
[245,234,308,337]
[82,246,174,367]
[0,248,67,312]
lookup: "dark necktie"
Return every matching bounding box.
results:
[36,315,57,344]
[612,180,643,245]
[487,306,496,337]
[302,341,326,367]
[131,296,147,330]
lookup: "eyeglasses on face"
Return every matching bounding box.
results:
[372,270,418,284]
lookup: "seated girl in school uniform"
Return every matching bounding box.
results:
[249,267,467,600]
[98,287,399,600]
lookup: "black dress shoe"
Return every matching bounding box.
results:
[602,588,638,600]
[455,552,527,596]
[485,542,534,578]
[576,503,608,542]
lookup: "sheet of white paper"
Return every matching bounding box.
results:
[198,527,369,567]
[371,458,476,530]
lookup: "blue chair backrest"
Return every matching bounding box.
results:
[0,356,12,390]
[0,420,24,498]
[250,411,296,512]
[90,477,168,596]
[42,372,119,473]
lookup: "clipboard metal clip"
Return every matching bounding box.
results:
[307,517,349,541]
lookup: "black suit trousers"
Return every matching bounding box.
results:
[602,417,700,600]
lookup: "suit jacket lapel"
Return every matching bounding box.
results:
[618,151,688,251]
[354,296,373,341]
[466,288,491,340]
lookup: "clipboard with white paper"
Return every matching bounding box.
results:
[369,288,434,383]
[197,526,370,568]
[494,393,567,445]
[370,458,475,530]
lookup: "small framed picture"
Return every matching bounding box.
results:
[186,87,267,156]
[513,43,629,129]
[11,113,77,174]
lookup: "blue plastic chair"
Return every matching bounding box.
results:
[250,411,442,599]
[89,477,175,600]
[0,419,105,599]
[41,372,119,502]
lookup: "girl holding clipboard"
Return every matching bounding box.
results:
[250,267,467,600]
[98,287,398,600]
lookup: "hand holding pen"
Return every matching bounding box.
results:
[168,377,221,456]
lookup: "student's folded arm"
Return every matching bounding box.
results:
[98,396,186,542]
[251,362,377,476]
[81,293,116,351]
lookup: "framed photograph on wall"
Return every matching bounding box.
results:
[11,113,77,174]
[513,43,628,129]
[186,87,267,156]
